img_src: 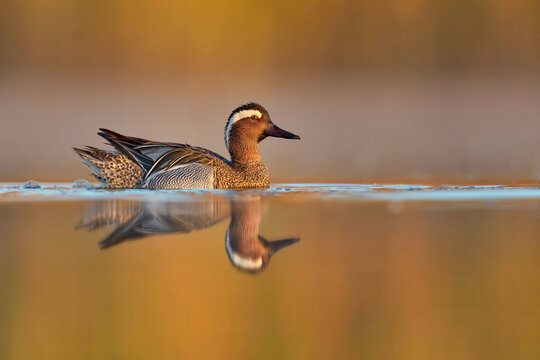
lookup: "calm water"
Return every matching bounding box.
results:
[1,183,540,359]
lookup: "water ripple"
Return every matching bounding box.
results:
[1,182,539,202]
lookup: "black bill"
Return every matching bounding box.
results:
[264,122,301,140]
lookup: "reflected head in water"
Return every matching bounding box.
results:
[225,195,299,273]
[77,194,300,274]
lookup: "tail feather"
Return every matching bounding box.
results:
[73,147,105,179]
[73,146,143,188]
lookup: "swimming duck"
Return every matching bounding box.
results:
[74,103,300,189]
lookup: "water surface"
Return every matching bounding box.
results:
[1,183,540,359]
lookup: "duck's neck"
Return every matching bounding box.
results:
[228,136,262,166]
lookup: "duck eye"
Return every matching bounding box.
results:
[250,115,259,120]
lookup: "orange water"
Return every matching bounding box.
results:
[1,185,540,359]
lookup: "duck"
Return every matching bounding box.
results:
[73,103,300,189]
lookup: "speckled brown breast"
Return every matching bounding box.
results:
[213,161,270,189]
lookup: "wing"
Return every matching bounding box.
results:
[143,145,227,181]
[97,128,230,178]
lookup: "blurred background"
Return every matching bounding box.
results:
[0,0,539,183]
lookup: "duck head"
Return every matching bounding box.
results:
[225,103,300,162]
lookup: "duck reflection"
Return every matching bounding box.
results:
[77,194,299,273]
[226,196,299,273]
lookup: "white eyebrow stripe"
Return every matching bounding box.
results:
[225,110,262,149]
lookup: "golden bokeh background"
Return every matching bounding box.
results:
[2,4,540,358]
[1,0,539,182]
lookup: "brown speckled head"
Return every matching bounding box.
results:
[224,103,300,164]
